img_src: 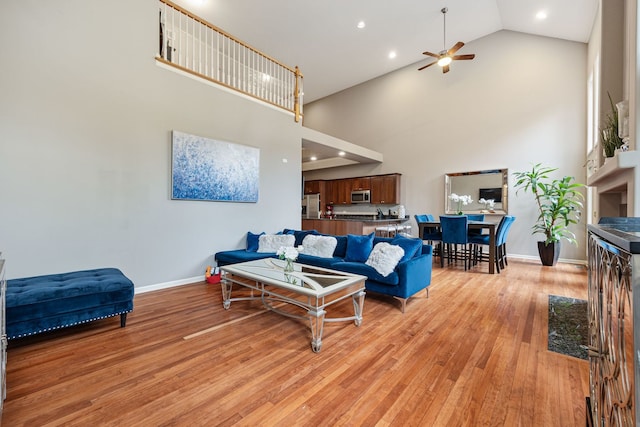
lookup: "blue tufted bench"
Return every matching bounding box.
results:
[6,268,135,339]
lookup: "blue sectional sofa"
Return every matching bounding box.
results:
[215,230,433,312]
[6,268,135,339]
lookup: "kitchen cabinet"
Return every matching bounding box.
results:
[324,180,336,205]
[304,173,401,206]
[325,179,351,205]
[371,174,401,204]
[351,177,371,191]
[304,180,322,195]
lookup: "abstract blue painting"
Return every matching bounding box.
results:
[171,131,259,202]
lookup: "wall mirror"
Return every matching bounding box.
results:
[444,169,508,214]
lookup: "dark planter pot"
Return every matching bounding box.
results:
[538,241,561,266]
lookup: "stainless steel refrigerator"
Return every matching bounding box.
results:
[302,194,321,219]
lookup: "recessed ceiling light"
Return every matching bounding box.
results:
[310,156,317,161]
[357,21,366,29]
[338,151,346,156]
[536,10,547,20]
[388,51,397,59]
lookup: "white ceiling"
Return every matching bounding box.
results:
[171,0,598,167]
[174,0,598,104]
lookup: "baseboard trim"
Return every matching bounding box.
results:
[135,276,204,295]
[508,253,587,266]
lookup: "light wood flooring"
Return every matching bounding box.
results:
[2,259,589,426]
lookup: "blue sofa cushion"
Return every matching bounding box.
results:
[332,235,348,258]
[246,231,264,252]
[293,229,319,247]
[391,235,423,262]
[6,268,134,339]
[331,261,399,286]
[215,250,275,266]
[345,233,375,262]
[297,254,343,269]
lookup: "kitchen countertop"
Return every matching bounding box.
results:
[588,217,640,254]
[305,217,409,223]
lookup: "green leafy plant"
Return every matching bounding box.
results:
[513,164,584,245]
[600,92,624,157]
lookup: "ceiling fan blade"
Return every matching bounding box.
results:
[422,51,440,58]
[418,61,437,71]
[447,41,465,56]
[451,54,475,61]
[442,65,450,74]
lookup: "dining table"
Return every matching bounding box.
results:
[417,219,498,274]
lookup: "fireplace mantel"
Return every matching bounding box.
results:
[587,150,640,217]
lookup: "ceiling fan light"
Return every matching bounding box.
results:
[437,56,452,67]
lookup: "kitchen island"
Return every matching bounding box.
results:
[302,217,410,236]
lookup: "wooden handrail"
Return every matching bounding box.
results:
[158,0,303,121]
[159,0,295,73]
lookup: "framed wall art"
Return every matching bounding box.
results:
[171,131,259,202]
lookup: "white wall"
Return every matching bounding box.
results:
[303,30,588,261]
[0,1,302,284]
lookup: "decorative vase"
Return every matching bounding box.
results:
[284,258,294,273]
[537,241,560,266]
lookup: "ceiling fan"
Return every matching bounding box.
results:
[418,7,475,74]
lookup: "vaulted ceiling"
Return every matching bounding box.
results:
[173,0,598,103]
[171,0,598,168]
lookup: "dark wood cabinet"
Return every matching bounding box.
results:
[324,180,337,205]
[325,179,350,205]
[351,177,371,191]
[335,179,352,204]
[371,174,400,204]
[304,180,321,195]
[303,173,401,206]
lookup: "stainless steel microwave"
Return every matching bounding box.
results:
[351,190,371,204]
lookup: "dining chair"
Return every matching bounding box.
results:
[469,215,516,273]
[414,214,442,257]
[465,213,485,266]
[439,215,471,270]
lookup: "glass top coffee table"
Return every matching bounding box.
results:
[220,258,367,352]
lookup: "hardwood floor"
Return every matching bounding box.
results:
[2,259,589,426]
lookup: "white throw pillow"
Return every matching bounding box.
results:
[301,235,338,258]
[366,242,405,277]
[257,234,295,253]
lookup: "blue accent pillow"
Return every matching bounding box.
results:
[282,229,296,235]
[294,229,318,247]
[391,235,423,262]
[333,235,348,258]
[345,233,375,262]
[246,231,264,252]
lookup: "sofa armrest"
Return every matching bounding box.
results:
[395,252,432,299]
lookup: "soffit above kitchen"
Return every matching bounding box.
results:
[301,127,383,172]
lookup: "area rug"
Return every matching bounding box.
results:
[548,295,588,360]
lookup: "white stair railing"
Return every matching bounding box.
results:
[157,0,303,122]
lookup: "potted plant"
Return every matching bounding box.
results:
[513,164,585,266]
[600,92,624,158]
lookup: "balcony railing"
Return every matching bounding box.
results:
[157,0,303,122]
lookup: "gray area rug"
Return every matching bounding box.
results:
[548,295,588,360]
